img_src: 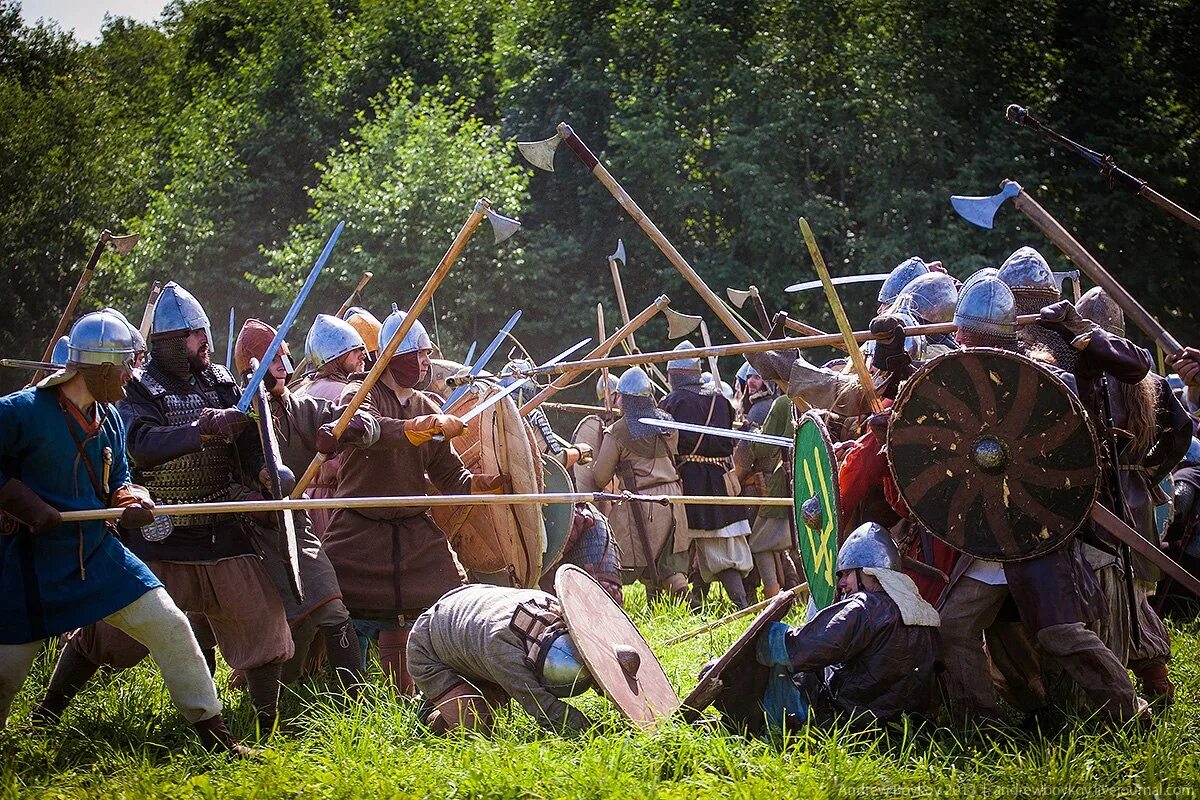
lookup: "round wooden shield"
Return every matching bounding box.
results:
[678,589,797,730]
[555,565,680,728]
[540,453,575,575]
[792,412,841,610]
[887,348,1100,562]
[427,359,544,587]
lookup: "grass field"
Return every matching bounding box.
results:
[3,588,1199,799]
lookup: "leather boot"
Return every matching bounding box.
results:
[323,621,363,699]
[243,663,282,735]
[1133,661,1175,707]
[717,569,750,610]
[193,714,257,758]
[378,629,415,696]
[32,644,99,724]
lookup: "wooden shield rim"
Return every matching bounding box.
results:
[886,347,1100,562]
[555,565,680,728]
[540,453,575,575]
[792,411,841,609]
[678,589,797,723]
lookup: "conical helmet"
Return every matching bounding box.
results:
[954,276,1017,338]
[305,313,366,369]
[836,522,901,572]
[878,256,929,305]
[151,281,211,343]
[380,304,431,356]
[342,306,382,355]
[1077,286,1125,337]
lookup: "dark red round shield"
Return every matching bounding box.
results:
[886,348,1099,561]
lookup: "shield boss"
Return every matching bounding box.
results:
[887,348,1099,561]
[555,565,679,728]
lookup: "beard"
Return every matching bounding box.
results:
[188,343,211,373]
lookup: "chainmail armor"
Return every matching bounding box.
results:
[134,360,238,526]
[1013,289,1078,371]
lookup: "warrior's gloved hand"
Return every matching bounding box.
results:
[869,315,911,373]
[755,621,792,669]
[1038,300,1095,347]
[470,473,506,494]
[1166,347,1200,387]
[1166,480,1197,544]
[315,413,371,455]
[0,478,62,534]
[403,414,466,445]
[257,465,297,497]
[111,485,156,529]
[198,407,251,440]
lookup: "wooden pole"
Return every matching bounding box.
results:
[554,123,755,344]
[663,584,810,646]
[60,492,794,523]
[527,316,1043,376]
[1007,180,1183,353]
[291,199,491,497]
[798,218,882,414]
[518,295,670,415]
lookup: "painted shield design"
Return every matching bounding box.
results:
[792,411,841,610]
[886,348,1100,562]
[556,565,680,729]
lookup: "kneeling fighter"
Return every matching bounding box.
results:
[755,522,941,727]
[407,583,596,735]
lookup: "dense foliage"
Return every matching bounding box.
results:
[2,0,1198,386]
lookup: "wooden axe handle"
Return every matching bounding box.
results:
[1008,182,1182,353]
[292,201,489,497]
[1140,185,1200,234]
[37,231,112,368]
[557,123,755,344]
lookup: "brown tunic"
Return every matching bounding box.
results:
[323,382,472,618]
[293,371,355,540]
[592,419,690,565]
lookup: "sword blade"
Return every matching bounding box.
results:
[225,307,235,371]
[238,220,344,412]
[442,309,522,410]
[637,417,794,448]
[784,273,892,294]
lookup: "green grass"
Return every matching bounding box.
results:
[3,588,1199,798]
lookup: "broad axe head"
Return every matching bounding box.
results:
[102,231,140,256]
[950,181,1021,229]
[726,285,759,308]
[485,208,521,244]
[518,130,564,172]
[663,307,702,339]
[608,239,626,267]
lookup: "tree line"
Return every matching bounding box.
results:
[2,0,1197,392]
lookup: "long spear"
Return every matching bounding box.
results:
[291,199,504,497]
[59,492,793,523]
[524,315,1043,377]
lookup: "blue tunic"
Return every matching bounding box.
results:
[0,387,161,644]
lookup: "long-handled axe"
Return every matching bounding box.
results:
[35,229,139,377]
[1007,105,1200,234]
[518,123,755,344]
[607,239,670,389]
[951,179,1183,353]
[292,199,518,497]
[726,286,771,333]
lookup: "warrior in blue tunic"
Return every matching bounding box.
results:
[0,310,250,755]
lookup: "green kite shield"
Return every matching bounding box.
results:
[792,411,840,610]
[540,453,575,575]
[886,348,1100,562]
